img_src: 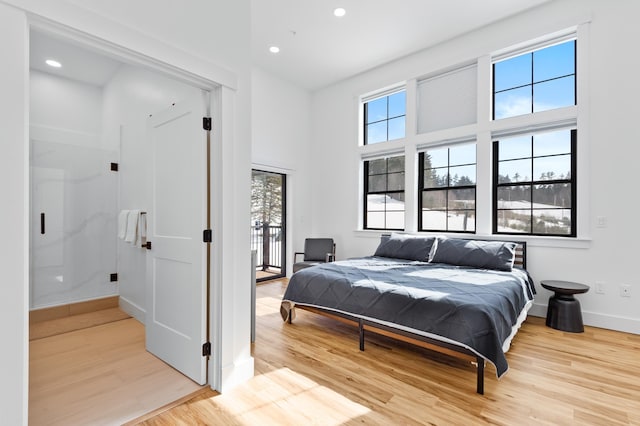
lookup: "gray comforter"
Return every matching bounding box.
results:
[281,256,535,377]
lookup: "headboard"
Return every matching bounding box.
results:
[511,241,527,269]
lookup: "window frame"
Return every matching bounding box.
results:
[363,155,406,231]
[492,128,577,237]
[363,89,407,145]
[417,145,477,233]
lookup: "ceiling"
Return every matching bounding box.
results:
[30,30,122,87]
[252,0,552,90]
[30,0,552,91]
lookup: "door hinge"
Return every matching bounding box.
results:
[110,162,119,172]
[203,229,212,243]
[203,117,212,131]
[110,273,118,282]
[202,342,211,357]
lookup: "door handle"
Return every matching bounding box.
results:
[143,241,152,250]
[40,213,45,234]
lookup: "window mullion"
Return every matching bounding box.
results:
[529,136,534,234]
[530,52,534,115]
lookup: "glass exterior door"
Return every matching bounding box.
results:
[250,170,286,281]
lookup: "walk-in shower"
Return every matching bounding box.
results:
[30,136,118,309]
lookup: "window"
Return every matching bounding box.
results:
[418,143,476,232]
[493,40,576,120]
[356,30,583,241]
[364,155,405,230]
[364,90,406,144]
[493,129,576,236]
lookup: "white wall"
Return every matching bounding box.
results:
[102,64,202,322]
[208,1,253,393]
[309,0,640,334]
[251,67,313,274]
[30,70,103,136]
[0,4,29,424]
[0,0,252,423]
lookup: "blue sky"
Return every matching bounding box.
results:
[498,129,572,182]
[366,91,406,143]
[494,40,575,119]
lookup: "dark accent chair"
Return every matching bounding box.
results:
[292,238,336,273]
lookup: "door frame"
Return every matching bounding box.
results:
[22,9,252,401]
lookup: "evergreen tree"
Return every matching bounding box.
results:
[423,153,439,188]
[251,171,282,225]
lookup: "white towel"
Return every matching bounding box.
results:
[125,209,140,244]
[118,210,130,239]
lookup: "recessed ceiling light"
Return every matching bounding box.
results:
[45,59,62,68]
[269,46,280,54]
[334,7,346,17]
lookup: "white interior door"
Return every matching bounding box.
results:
[146,95,208,385]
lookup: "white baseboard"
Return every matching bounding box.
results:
[528,303,548,319]
[119,296,145,324]
[216,356,255,393]
[530,302,640,334]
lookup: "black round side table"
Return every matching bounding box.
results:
[541,280,590,333]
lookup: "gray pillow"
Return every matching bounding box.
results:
[374,233,435,261]
[430,238,516,271]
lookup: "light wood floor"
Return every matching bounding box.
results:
[139,279,640,425]
[30,307,130,340]
[29,315,204,426]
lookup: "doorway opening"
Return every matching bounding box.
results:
[28,25,216,424]
[250,170,286,281]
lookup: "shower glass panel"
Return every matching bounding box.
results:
[30,138,118,309]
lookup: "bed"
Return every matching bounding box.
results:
[280,234,535,394]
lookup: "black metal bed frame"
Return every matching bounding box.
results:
[287,305,487,393]
[284,239,528,395]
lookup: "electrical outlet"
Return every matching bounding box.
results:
[595,281,605,294]
[596,216,607,228]
[620,284,631,297]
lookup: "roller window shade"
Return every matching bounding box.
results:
[417,64,477,134]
